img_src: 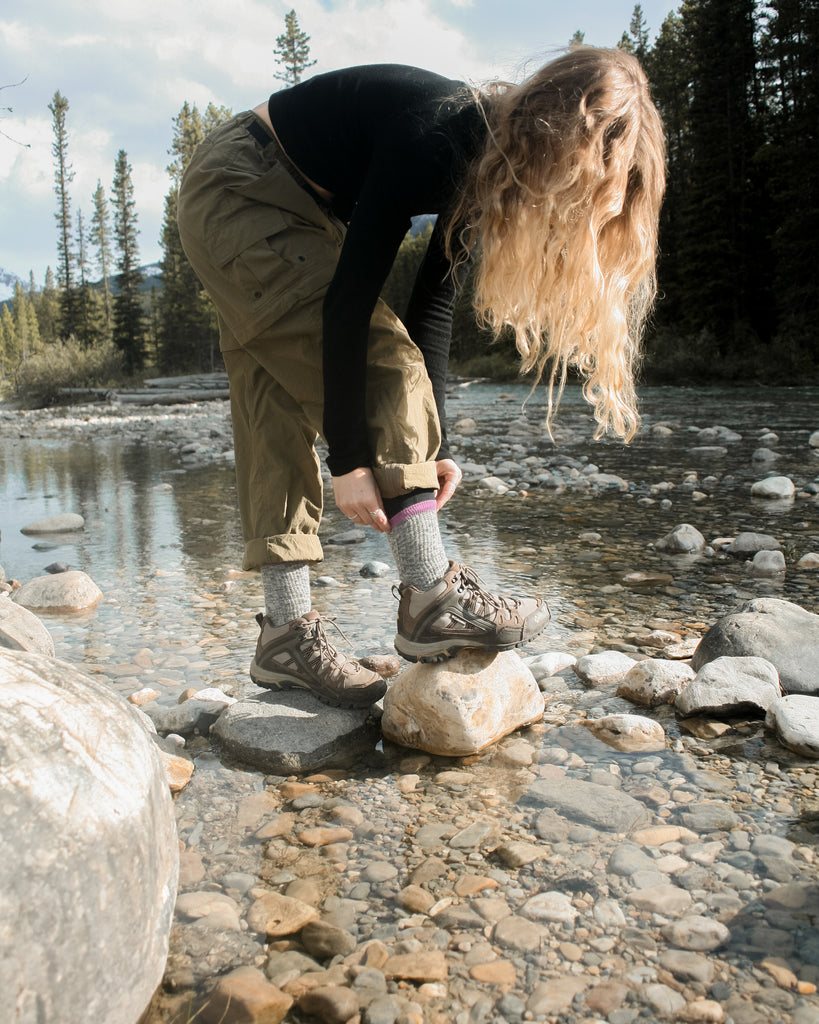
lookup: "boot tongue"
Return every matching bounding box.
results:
[302,610,320,621]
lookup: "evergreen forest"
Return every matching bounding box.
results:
[2,0,817,403]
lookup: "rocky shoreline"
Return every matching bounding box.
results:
[1,389,818,1024]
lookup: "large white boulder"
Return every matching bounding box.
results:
[0,649,178,1024]
[382,650,544,756]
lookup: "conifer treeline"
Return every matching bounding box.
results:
[3,1,816,387]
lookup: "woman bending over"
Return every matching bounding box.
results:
[177,46,665,708]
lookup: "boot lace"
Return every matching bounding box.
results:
[456,565,520,621]
[297,615,355,676]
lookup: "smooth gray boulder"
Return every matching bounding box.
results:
[0,649,178,1024]
[725,532,781,558]
[212,690,381,773]
[751,550,786,576]
[750,476,795,500]
[13,570,102,614]
[0,596,54,657]
[766,695,819,758]
[675,656,781,718]
[617,659,696,707]
[655,524,706,554]
[691,599,819,696]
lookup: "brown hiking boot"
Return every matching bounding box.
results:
[394,561,550,663]
[250,611,386,708]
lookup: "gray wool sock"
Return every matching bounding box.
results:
[261,561,311,625]
[387,508,449,590]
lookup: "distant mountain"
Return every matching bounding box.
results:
[0,263,164,310]
[0,268,25,304]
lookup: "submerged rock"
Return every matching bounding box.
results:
[522,777,652,832]
[20,512,85,534]
[0,649,178,1024]
[583,714,666,752]
[692,598,819,695]
[725,532,781,557]
[381,650,544,756]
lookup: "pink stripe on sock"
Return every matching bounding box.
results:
[388,500,437,529]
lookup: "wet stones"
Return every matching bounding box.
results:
[20,512,85,534]
[584,713,667,752]
[381,650,544,756]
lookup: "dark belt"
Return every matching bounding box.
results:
[245,116,334,215]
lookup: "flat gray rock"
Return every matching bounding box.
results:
[521,777,651,832]
[13,570,102,614]
[212,691,380,773]
[691,598,819,695]
[675,656,782,718]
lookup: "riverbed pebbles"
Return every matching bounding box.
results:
[1,389,817,1024]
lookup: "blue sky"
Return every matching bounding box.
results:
[1,0,677,289]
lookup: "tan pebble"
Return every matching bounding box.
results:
[159,749,194,792]
[631,826,682,846]
[469,961,516,987]
[797,981,817,995]
[434,770,474,786]
[285,879,321,905]
[330,805,364,827]
[282,965,348,999]
[761,957,798,989]
[178,850,205,887]
[399,885,435,914]
[246,893,319,937]
[280,781,317,799]
[397,774,420,793]
[454,874,499,897]
[238,790,280,828]
[384,951,448,981]
[496,842,546,867]
[343,939,390,970]
[200,966,292,1024]
[399,755,430,773]
[559,941,584,962]
[177,688,198,703]
[678,1000,724,1022]
[300,827,354,847]
[298,985,359,1024]
[419,983,447,999]
[256,813,296,839]
[127,687,160,706]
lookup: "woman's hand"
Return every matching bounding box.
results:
[332,467,390,533]
[435,458,463,511]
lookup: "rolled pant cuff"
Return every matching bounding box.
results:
[374,461,440,500]
[244,533,324,571]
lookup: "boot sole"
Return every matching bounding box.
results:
[250,661,385,709]
[395,605,551,664]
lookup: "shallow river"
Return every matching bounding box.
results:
[2,383,818,1024]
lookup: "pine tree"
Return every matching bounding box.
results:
[36,267,60,345]
[90,179,113,339]
[74,208,94,347]
[49,90,76,338]
[569,30,586,47]
[157,101,231,373]
[0,304,17,376]
[618,5,651,62]
[273,9,316,86]
[757,0,819,364]
[111,149,145,373]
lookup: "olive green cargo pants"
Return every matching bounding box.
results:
[178,110,441,570]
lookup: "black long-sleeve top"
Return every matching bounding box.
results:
[267,64,484,476]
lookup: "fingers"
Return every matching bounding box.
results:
[435,458,463,511]
[349,507,390,533]
[331,468,390,533]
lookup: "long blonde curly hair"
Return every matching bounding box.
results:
[446,47,666,440]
